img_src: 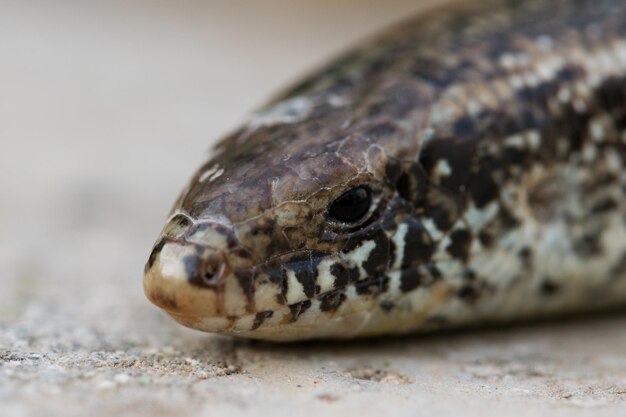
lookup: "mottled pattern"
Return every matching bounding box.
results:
[144,0,626,341]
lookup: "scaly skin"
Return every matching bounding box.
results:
[144,0,626,341]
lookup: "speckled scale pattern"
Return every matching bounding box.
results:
[144,0,626,341]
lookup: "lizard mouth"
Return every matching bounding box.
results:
[160,261,442,342]
[159,275,389,341]
[144,211,417,340]
[146,236,385,317]
[145,232,439,341]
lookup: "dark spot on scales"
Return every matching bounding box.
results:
[384,159,403,183]
[285,255,325,298]
[400,269,422,293]
[574,234,602,257]
[260,264,283,285]
[518,247,533,267]
[478,231,495,248]
[183,255,200,282]
[380,301,394,312]
[355,273,389,296]
[234,269,255,307]
[498,207,520,230]
[419,137,475,193]
[331,263,360,288]
[503,144,529,166]
[591,197,618,214]
[424,202,456,231]
[446,229,473,261]
[343,225,391,273]
[561,104,590,152]
[453,116,475,137]
[230,248,250,260]
[145,238,167,272]
[361,232,391,276]
[265,232,293,258]
[457,285,480,302]
[427,263,443,279]
[396,173,412,202]
[278,268,289,304]
[389,240,397,269]
[596,75,626,112]
[294,266,317,298]
[556,65,585,82]
[251,311,273,330]
[540,279,560,296]
[463,269,476,281]
[518,246,531,259]
[515,76,562,104]
[319,291,347,313]
[586,172,618,190]
[395,161,427,206]
[402,218,435,268]
[469,168,500,208]
[214,224,238,248]
[150,291,178,311]
[289,300,312,322]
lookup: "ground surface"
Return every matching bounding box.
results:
[3,1,626,416]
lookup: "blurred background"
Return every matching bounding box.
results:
[4,2,626,417]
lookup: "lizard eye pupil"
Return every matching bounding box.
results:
[328,186,371,224]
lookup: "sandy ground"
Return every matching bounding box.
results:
[3,1,626,416]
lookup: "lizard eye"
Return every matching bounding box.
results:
[328,186,372,224]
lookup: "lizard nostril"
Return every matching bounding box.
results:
[204,262,217,280]
[185,252,227,288]
[143,240,224,320]
[203,257,225,286]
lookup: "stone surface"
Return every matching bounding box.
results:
[3,1,626,416]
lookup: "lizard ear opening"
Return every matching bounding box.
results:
[396,161,427,206]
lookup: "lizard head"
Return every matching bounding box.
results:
[143,82,445,341]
